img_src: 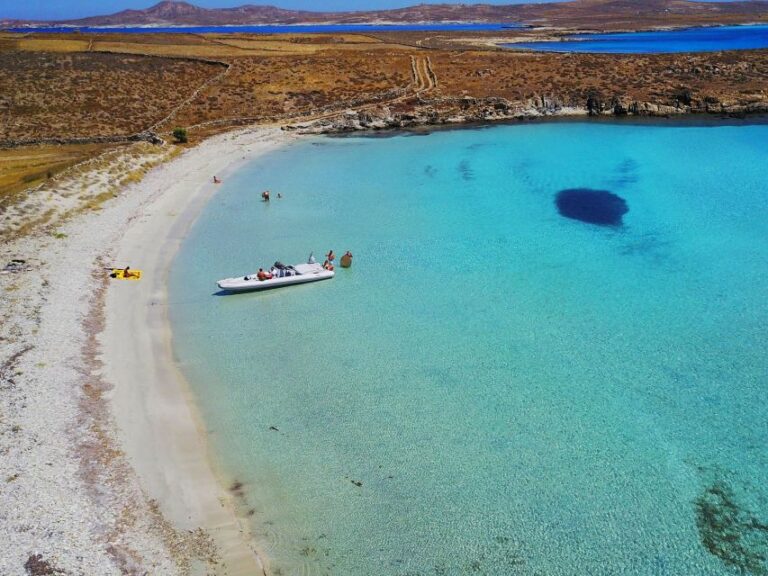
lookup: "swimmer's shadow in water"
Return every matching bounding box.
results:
[458,159,475,181]
[605,158,640,189]
[618,232,674,263]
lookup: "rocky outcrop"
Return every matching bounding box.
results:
[286,92,768,135]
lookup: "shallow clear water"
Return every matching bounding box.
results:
[170,121,768,575]
[509,24,768,53]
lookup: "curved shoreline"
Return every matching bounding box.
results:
[0,125,295,574]
[100,126,295,575]
[4,115,763,574]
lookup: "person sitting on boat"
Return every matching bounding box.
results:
[256,268,272,281]
[261,190,270,202]
[123,265,138,279]
[326,249,335,264]
[323,259,334,271]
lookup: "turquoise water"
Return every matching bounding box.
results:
[509,24,768,53]
[170,121,768,575]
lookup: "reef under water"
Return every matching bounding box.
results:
[555,188,629,226]
[695,480,768,575]
[171,122,768,575]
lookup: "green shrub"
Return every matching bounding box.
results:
[172,127,188,144]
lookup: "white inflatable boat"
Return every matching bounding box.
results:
[217,261,334,293]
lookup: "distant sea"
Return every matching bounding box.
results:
[170,120,768,575]
[7,23,513,34]
[509,24,768,53]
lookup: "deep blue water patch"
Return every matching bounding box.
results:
[555,188,628,226]
[170,122,768,576]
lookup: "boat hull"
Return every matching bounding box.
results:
[217,262,334,293]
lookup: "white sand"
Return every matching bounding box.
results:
[0,126,295,575]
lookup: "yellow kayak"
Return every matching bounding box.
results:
[111,269,142,280]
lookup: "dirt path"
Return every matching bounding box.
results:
[190,33,286,54]
[148,61,231,134]
[410,56,423,90]
[410,55,438,93]
[268,55,440,127]
[425,56,438,89]
[71,49,439,139]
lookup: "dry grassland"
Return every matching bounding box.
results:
[0,144,114,202]
[2,31,767,216]
[165,50,413,129]
[200,33,384,53]
[0,142,178,239]
[429,49,768,107]
[0,51,224,142]
[2,32,398,57]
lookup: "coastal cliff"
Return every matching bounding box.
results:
[286,92,768,134]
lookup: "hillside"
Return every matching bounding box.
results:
[4,0,768,29]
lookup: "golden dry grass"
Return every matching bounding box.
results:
[1,31,767,225]
[0,51,224,142]
[90,40,247,58]
[429,49,768,106]
[11,37,92,53]
[88,34,403,58]
[0,33,93,53]
[0,144,114,204]
[165,49,413,129]
[0,141,180,240]
[3,31,768,141]
[4,32,397,59]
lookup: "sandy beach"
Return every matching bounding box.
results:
[0,126,294,575]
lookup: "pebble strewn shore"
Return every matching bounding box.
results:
[0,172,181,575]
[0,127,287,575]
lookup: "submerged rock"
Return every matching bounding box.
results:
[695,480,768,574]
[555,188,629,226]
